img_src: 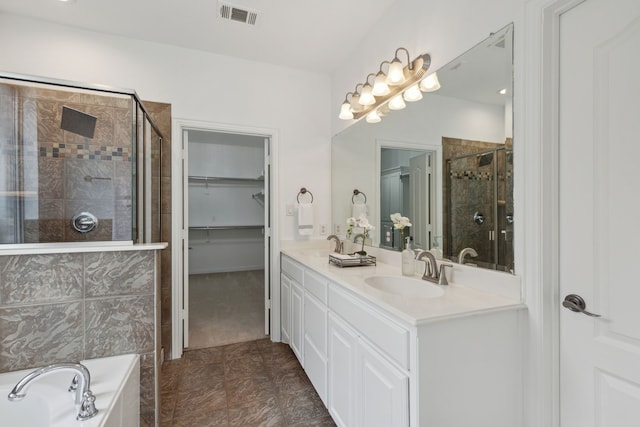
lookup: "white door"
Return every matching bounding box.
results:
[409,153,433,251]
[559,1,640,425]
[327,313,358,427]
[263,137,271,335]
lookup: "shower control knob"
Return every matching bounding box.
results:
[72,212,98,233]
[473,211,485,224]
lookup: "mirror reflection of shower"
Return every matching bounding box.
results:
[445,143,513,272]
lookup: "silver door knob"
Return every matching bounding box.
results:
[562,294,601,317]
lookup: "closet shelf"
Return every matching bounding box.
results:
[189,225,264,230]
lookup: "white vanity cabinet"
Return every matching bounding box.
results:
[280,253,523,427]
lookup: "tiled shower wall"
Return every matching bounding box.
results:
[0,82,134,243]
[0,249,161,426]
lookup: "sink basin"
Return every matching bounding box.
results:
[364,276,444,298]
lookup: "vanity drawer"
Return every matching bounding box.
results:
[304,269,328,304]
[281,255,304,283]
[328,284,409,370]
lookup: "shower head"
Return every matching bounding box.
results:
[478,153,493,167]
[61,106,97,139]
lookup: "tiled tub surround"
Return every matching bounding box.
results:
[0,243,165,426]
[0,80,135,244]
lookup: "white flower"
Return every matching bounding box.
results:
[390,213,411,229]
[346,217,356,226]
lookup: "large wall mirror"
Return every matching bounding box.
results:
[332,23,514,273]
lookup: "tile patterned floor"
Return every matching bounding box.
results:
[160,339,336,426]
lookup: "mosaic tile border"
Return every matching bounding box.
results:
[39,142,130,161]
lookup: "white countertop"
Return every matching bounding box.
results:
[281,241,525,327]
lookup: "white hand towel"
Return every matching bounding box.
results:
[352,203,367,219]
[298,203,314,235]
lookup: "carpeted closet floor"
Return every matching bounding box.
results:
[188,270,267,349]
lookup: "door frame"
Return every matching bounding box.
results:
[522,0,586,426]
[170,118,280,360]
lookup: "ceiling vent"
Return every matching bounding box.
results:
[218,1,259,26]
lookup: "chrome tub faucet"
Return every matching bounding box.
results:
[8,362,99,421]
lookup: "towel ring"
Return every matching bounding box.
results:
[352,189,367,204]
[297,187,314,204]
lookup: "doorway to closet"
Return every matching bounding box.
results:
[182,128,271,351]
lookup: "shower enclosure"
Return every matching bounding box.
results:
[0,72,162,245]
[445,147,513,272]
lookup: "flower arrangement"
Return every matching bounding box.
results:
[346,214,375,256]
[390,213,412,249]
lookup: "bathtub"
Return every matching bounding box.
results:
[0,354,139,427]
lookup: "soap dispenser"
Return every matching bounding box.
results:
[402,236,415,276]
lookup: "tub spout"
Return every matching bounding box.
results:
[8,362,99,421]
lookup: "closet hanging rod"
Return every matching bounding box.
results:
[188,175,264,183]
[189,225,264,230]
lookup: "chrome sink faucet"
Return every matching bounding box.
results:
[458,247,478,265]
[326,234,343,253]
[416,251,453,285]
[8,362,99,421]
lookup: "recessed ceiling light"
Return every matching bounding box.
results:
[498,88,507,95]
[58,0,77,4]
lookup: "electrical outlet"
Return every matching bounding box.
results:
[320,224,327,235]
[335,224,342,234]
[286,204,294,216]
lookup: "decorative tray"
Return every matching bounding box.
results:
[328,253,377,268]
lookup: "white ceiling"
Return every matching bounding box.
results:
[0,0,398,73]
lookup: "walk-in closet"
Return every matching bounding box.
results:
[185,129,270,350]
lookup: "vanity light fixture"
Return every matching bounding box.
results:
[419,72,440,92]
[359,74,377,106]
[338,48,438,122]
[366,109,382,123]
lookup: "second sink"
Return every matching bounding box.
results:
[364,276,444,298]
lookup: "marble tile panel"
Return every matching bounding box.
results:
[0,253,83,305]
[224,353,265,381]
[161,176,171,214]
[38,157,64,200]
[178,362,224,392]
[159,358,184,393]
[160,390,177,425]
[64,218,113,242]
[85,295,154,358]
[288,415,337,427]
[113,198,132,241]
[171,408,228,427]
[226,371,275,406]
[0,301,83,371]
[139,351,157,427]
[227,395,284,427]
[84,250,154,297]
[270,365,312,394]
[36,99,64,143]
[183,346,224,366]
[65,158,115,201]
[112,107,134,149]
[113,160,132,200]
[223,340,260,360]
[173,380,227,419]
[279,387,328,425]
[37,198,64,219]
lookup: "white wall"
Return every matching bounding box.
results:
[0,13,332,241]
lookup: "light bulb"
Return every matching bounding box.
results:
[339,102,353,120]
[386,59,406,85]
[366,110,381,123]
[388,94,406,110]
[350,93,363,112]
[403,84,423,102]
[372,72,390,96]
[420,72,441,92]
[359,83,376,106]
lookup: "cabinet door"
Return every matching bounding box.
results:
[280,274,291,344]
[290,280,304,364]
[359,339,409,427]
[304,292,328,404]
[328,313,358,427]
